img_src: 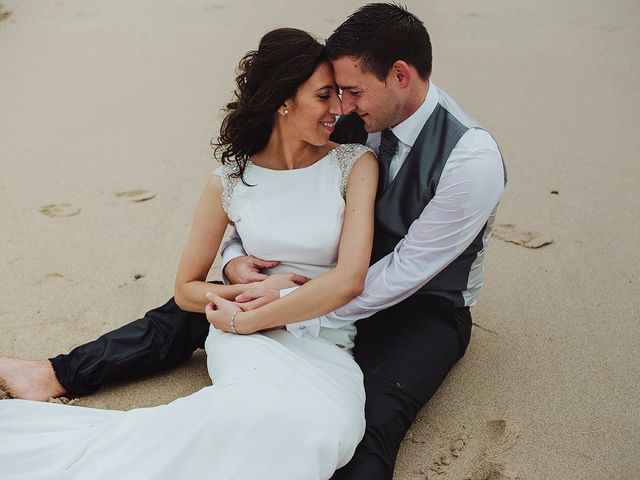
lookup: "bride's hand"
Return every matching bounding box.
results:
[253,273,310,290]
[205,293,251,334]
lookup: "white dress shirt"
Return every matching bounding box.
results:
[221,83,505,336]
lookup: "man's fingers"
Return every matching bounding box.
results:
[235,290,264,303]
[251,258,280,269]
[239,298,272,311]
[206,292,227,307]
[243,272,270,282]
[291,274,310,285]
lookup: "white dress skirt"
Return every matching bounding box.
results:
[0,144,371,480]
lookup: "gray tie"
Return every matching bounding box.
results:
[377,129,399,192]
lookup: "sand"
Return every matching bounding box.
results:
[1,1,638,478]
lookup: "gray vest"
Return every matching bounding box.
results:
[331,90,505,308]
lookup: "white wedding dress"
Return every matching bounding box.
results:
[0,144,371,480]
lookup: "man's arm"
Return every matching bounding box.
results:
[285,129,505,332]
[220,228,246,280]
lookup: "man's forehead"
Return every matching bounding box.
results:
[331,56,367,88]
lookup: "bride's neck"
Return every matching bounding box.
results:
[252,125,324,170]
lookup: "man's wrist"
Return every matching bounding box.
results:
[220,247,246,285]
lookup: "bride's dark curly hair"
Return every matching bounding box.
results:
[213,28,327,183]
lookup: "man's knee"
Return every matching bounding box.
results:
[366,387,421,444]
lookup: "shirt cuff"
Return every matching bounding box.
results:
[285,318,321,338]
[279,286,299,298]
[281,287,321,337]
[220,244,247,285]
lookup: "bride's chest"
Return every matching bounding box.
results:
[231,167,345,263]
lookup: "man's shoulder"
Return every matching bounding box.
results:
[434,86,485,132]
[445,129,505,187]
[433,86,500,155]
[457,128,500,153]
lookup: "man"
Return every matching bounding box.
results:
[0,4,505,479]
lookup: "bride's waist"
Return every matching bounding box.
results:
[265,263,332,278]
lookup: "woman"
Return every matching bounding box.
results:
[0,28,378,479]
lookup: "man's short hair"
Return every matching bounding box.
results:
[326,3,432,81]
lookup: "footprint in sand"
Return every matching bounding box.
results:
[33,272,75,286]
[116,189,157,203]
[600,24,627,33]
[0,5,12,23]
[425,419,521,479]
[203,4,225,11]
[466,460,518,480]
[38,204,81,217]
[492,224,552,249]
[465,420,521,480]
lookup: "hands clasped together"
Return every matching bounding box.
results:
[205,255,309,334]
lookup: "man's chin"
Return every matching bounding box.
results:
[361,115,381,133]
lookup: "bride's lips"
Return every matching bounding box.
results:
[320,120,335,133]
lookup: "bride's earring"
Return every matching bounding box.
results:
[283,108,288,115]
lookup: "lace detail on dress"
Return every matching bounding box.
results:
[213,164,241,221]
[331,143,374,197]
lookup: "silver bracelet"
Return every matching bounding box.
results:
[230,310,241,335]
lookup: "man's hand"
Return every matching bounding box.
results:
[235,288,280,311]
[223,255,280,284]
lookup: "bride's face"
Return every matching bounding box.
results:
[283,62,342,146]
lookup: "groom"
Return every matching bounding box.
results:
[0,4,505,479]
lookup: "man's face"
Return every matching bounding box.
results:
[331,56,403,132]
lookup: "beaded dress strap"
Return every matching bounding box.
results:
[332,144,374,197]
[213,164,240,218]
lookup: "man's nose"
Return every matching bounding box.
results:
[330,96,343,116]
[340,93,356,115]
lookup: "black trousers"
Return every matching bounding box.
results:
[50,294,471,480]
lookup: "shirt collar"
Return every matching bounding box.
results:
[390,81,439,148]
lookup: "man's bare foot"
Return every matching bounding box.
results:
[0,356,66,401]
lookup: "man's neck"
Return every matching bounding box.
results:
[399,79,429,126]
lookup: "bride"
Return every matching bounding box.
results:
[0,28,378,479]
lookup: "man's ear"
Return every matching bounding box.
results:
[390,60,412,89]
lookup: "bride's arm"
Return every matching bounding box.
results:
[208,152,378,333]
[173,175,258,313]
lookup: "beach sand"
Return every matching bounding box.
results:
[1,1,638,478]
